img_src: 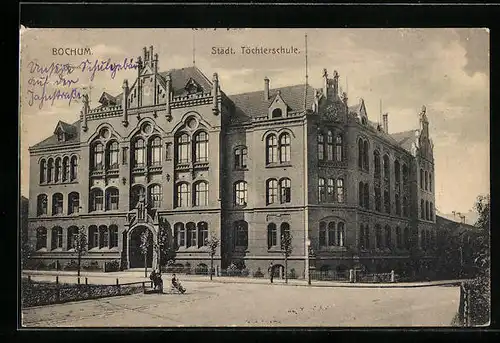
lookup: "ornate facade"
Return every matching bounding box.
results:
[27,46,437,276]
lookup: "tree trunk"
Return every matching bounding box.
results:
[285,254,288,283]
[210,253,214,280]
[77,250,81,277]
[144,254,147,278]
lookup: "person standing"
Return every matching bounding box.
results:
[268,262,274,283]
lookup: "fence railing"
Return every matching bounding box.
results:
[21,276,153,308]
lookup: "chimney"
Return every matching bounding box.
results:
[383,113,388,133]
[333,70,339,96]
[82,93,89,132]
[122,79,129,126]
[165,73,172,118]
[212,73,219,115]
[143,47,148,61]
[149,46,154,62]
[322,68,328,100]
[264,76,270,100]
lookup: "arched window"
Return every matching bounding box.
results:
[384,190,390,214]
[360,225,369,250]
[37,194,48,216]
[194,182,208,207]
[51,227,63,249]
[130,184,145,210]
[335,135,343,162]
[319,222,327,247]
[89,225,98,249]
[266,134,278,164]
[425,200,430,220]
[109,225,118,248]
[403,196,409,217]
[374,151,381,178]
[52,193,63,215]
[383,155,390,180]
[68,192,79,214]
[36,227,47,250]
[90,188,104,212]
[133,138,145,167]
[420,169,424,189]
[272,108,282,118]
[327,131,334,160]
[148,184,162,208]
[194,131,209,163]
[317,133,324,160]
[176,183,190,208]
[40,159,47,183]
[47,158,55,183]
[92,143,104,170]
[99,225,109,249]
[404,227,410,249]
[70,156,78,181]
[328,222,336,246]
[375,186,382,212]
[106,187,119,210]
[375,225,382,249]
[429,172,433,192]
[234,220,248,248]
[234,181,248,206]
[234,147,248,169]
[364,183,369,209]
[420,199,425,219]
[280,178,291,203]
[55,157,61,183]
[150,136,162,166]
[337,222,345,247]
[67,226,78,250]
[62,157,69,182]
[394,160,400,188]
[363,140,369,170]
[280,222,290,249]
[279,133,291,163]
[358,182,364,207]
[107,141,119,169]
[327,178,335,202]
[430,202,434,221]
[424,171,428,191]
[174,223,185,247]
[395,194,401,216]
[385,225,392,249]
[336,179,344,203]
[267,223,277,249]
[318,178,326,203]
[197,222,208,247]
[358,139,363,168]
[266,179,278,205]
[395,227,402,248]
[402,164,408,186]
[177,133,191,164]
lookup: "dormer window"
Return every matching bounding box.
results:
[185,78,202,94]
[272,109,282,118]
[361,118,367,125]
[57,132,65,142]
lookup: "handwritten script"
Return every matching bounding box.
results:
[26,58,138,110]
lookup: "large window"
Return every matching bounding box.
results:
[429,172,433,192]
[174,223,185,247]
[36,227,47,250]
[177,133,191,164]
[360,225,369,250]
[130,185,145,210]
[363,140,369,170]
[358,139,363,168]
[337,222,345,247]
[37,194,48,216]
[336,179,344,203]
[425,200,430,220]
[421,199,425,219]
[267,223,277,248]
[52,193,63,215]
[420,169,424,189]
[318,178,326,203]
[266,134,278,164]
[403,196,409,217]
[108,141,119,169]
[55,157,61,182]
[385,225,392,249]
[67,226,78,250]
[150,136,162,166]
[327,131,334,160]
[106,188,119,210]
[234,147,248,169]
[280,178,291,203]
[317,133,324,160]
[383,155,390,180]
[68,192,79,214]
[88,225,98,249]
[364,183,369,209]
[319,222,327,247]
[395,194,401,216]
[234,221,248,248]
[374,151,381,178]
[430,202,434,221]
[47,158,54,183]
[266,179,278,205]
[234,181,248,206]
[62,157,69,182]
[394,160,401,188]
[327,178,335,202]
[99,225,109,249]
[70,156,78,181]
[280,223,290,249]
[133,138,145,167]
[51,227,63,249]
[176,183,190,208]
[109,225,118,248]
[279,133,291,163]
[384,190,390,214]
[424,171,428,191]
[328,222,336,246]
[40,159,47,183]
[194,131,208,162]
[90,188,104,212]
[402,164,408,187]
[149,184,162,208]
[375,186,382,212]
[197,222,208,247]
[194,182,208,206]
[335,135,343,162]
[92,143,104,170]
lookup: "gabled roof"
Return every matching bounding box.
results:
[99,92,117,105]
[228,84,316,120]
[54,120,77,135]
[390,129,418,153]
[31,121,81,149]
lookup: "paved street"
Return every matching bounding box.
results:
[22,279,460,327]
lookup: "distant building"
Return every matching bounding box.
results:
[27,46,437,275]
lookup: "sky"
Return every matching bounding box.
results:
[19,28,489,218]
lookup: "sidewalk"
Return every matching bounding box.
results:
[22,269,469,288]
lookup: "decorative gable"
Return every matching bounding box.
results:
[184,78,203,94]
[53,121,76,142]
[268,90,288,119]
[98,92,117,107]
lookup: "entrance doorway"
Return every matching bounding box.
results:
[129,226,153,269]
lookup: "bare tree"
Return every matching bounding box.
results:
[281,231,293,283]
[205,234,220,281]
[154,225,170,274]
[140,230,150,278]
[73,225,88,277]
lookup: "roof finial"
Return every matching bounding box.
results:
[192,31,196,66]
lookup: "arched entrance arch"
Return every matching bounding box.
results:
[128,225,156,269]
